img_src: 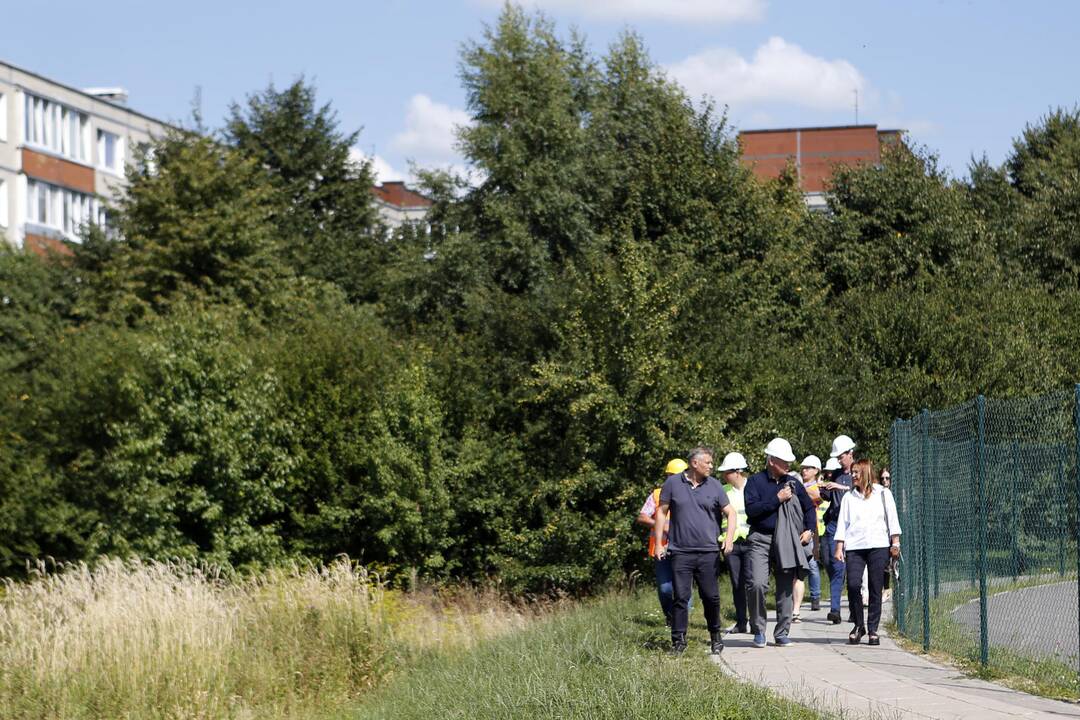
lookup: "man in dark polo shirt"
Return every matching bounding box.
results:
[654,447,737,655]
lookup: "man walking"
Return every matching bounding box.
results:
[744,438,816,648]
[654,447,737,655]
[820,435,856,624]
[636,458,689,626]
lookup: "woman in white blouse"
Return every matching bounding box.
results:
[833,459,901,646]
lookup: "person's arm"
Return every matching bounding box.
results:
[716,487,736,555]
[636,493,657,528]
[744,475,782,520]
[721,504,737,555]
[653,503,670,558]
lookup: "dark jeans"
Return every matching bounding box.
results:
[722,540,749,627]
[654,556,691,622]
[671,551,721,639]
[822,522,846,613]
[845,547,889,633]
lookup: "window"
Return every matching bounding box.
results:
[0,93,7,142]
[22,93,90,162]
[97,129,124,173]
[25,179,97,240]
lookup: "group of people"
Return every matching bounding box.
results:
[635,436,901,654]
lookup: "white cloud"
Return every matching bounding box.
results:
[349,148,405,184]
[477,0,765,24]
[667,37,868,112]
[391,94,471,164]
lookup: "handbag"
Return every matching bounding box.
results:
[882,490,901,579]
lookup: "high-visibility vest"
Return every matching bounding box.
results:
[721,484,750,541]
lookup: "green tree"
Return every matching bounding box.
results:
[225,79,382,301]
[1005,108,1080,283]
[76,130,288,323]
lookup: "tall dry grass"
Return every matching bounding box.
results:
[0,558,543,720]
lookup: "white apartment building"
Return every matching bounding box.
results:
[0,60,172,253]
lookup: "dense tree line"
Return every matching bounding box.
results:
[2,6,1079,591]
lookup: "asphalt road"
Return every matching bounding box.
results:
[951,581,1079,665]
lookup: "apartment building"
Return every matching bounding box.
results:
[0,60,172,252]
[738,124,904,211]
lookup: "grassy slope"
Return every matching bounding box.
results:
[346,590,823,720]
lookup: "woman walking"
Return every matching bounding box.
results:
[833,459,901,646]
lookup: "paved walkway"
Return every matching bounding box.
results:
[952,581,1079,666]
[714,598,1080,719]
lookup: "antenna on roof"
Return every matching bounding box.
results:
[854,89,859,125]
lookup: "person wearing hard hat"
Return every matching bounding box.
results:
[792,455,824,621]
[718,452,751,634]
[636,458,692,626]
[654,447,737,655]
[820,434,857,624]
[743,438,817,648]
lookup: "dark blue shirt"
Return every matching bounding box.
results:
[659,473,730,553]
[744,470,816,535]
[820,471,852,526]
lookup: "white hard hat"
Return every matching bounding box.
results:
[718,452,748,472]
[824,457,841,471]
[763,437,796,463]
[801,455,822,470]
[830,434,856,458]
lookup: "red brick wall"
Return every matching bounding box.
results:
[739,126,882,193]
[22,148,95,193]
[24,232,73,258]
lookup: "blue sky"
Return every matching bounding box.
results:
[5,0,1077,183]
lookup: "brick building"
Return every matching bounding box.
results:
[738,124,903,210]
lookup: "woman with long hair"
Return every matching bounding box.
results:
[833,459,901,646]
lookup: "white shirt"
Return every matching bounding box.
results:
[834,485,901,550]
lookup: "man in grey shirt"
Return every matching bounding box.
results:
[655,447,737,655]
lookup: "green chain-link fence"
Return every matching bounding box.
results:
[891,387,1080,687]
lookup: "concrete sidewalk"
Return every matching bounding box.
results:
[714,599,1080,719]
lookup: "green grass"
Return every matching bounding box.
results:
[345,590,825,720]
[891,575,1080,701]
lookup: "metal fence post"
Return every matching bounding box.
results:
[931,438,940,599]
[1012,441,1021,582]
[1073,384,1080,682]
[921,409,931,652]
[1059,454,1067,578]
[976,395,989,668]
[891,420,906,633]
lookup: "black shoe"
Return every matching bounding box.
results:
[848,626,866,645]
[710,632,724,655]
[734,624,748,634]
[811,598,820,611]
[671,635,688,654]
[826,611,841,624]
[868,633,880,646]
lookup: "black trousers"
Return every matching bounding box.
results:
[845,547,889,633]
[671,551,721,638]
[722,540,749,627]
